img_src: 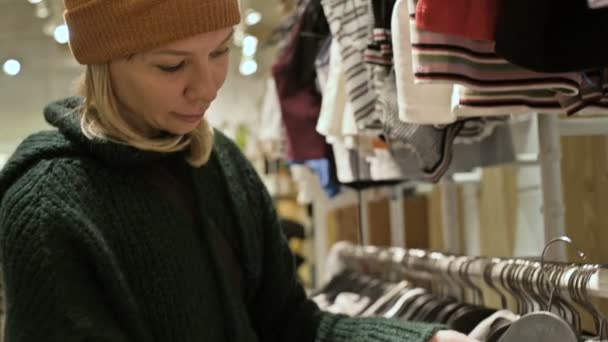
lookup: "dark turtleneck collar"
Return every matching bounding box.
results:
[43,97,188,168]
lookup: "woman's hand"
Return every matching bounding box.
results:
[428,330,480,342]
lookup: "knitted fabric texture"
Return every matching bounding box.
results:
[63,0,241,64]
[0,97,444,342]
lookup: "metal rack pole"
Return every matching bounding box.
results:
[440,177,461,254]
[389,184,407,248]
[537,114,567,261]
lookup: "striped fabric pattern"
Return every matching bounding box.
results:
[407,0,608,116]
[379,72,464,182]
[321,0,379,131]
[390,0,456,125]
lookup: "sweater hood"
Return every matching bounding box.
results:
[0,97,186,203]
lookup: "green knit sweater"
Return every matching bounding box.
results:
[0,97,443,342]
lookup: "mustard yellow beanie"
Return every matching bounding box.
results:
[64,0,241,65]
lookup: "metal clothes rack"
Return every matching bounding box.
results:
[310,115,608,287]
[332,243,608,300]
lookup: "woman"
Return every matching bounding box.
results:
[0,1,476,341]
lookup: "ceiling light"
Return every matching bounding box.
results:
[35,3,49,18]
[53,24,69,44]
[239,59,258,76]
[233,28,245,47]
[242,35,258,57]
[3,59,21,76]
[28,0,43,4]
[244,9,262,26]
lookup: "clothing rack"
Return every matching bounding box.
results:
[309,114,608,287]
[331,242,608,300]
[290,0,608,285]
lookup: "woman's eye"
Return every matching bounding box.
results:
[211,47,230,59]
[158,61,185,72]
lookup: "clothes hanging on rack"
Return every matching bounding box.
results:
[271,22,329,161]
[391,0,456,124]
[378,71,463,181]
[315,37,351,141]
[321,0,379,131]
[495,0,608,73]
[260,0,608,193]
[448,124,515,172]
[364,0,397,133]
[454,117,509,145]
[406,0,608,119]
[318,243,608,341]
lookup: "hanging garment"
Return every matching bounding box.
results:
[495,0,608,73]
[407,0,593,117]
[555,68,608,115]
[291,158,341,198]
[447,123,516,173]
[452,82,608,118]
[405,0,608,117]
[452,86,566,117]
[391,0,456,124]
[391,118,515,179]
[368,147,407,180]
[287,0,331,92]
[588,0,608,9]
[316,38,351,141]
[325,293,372,316]
[364,0,398,133]
[332,139,373,183]
[259,77,283,142]
[333,137,406,186]
[314,37,332,93]
[272,22,329,161]
[321,0,379,130]
[468,310,520,340]
[291,164,320,204]
[415,0,500,41]
[379,71,463,182]
[365,138,410,181]
[453,116,509,145]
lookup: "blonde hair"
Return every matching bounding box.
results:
[76,64,214,167]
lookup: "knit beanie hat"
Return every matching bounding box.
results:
[63,0,241,65]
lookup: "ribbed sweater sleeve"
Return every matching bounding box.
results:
[222,137,444,342]
[0,160,131,342]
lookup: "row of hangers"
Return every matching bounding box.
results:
[318,237,608,341]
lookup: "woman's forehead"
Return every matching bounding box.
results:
[148,28,235,56]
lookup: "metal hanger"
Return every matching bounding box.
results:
[460,256,484,306]
[569,264,608,340]
[497,236,585,342]
[498,260,524,314]
[483,258,509,310]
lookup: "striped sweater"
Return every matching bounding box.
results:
[406,0,608,117]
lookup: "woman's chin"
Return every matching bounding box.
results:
[164,123,200,136]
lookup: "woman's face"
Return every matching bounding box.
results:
[109,27,233,136]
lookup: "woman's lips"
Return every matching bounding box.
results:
[172,111,204,123]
